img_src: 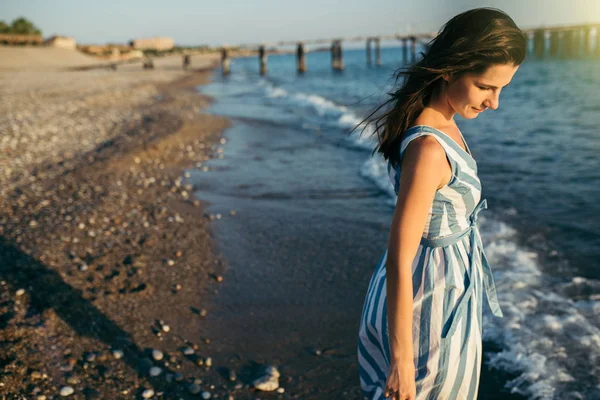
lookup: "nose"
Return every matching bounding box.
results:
[485,91,500,110]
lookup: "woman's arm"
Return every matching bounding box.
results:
[386,135,451,363]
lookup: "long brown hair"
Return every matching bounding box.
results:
[357,7,527,167]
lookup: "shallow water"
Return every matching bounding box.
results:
[196,47,600,399]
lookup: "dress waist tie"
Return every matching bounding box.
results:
[419,198,503,341]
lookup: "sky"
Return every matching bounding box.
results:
[1,0,599,46]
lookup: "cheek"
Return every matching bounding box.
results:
[448,83,473,108]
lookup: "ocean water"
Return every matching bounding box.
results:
[198,46,600,399]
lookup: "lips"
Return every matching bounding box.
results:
[473,107,484,112]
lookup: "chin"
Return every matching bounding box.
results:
[460,110,479,119]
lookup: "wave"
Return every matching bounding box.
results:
[262,80,377,151]
[479,217,600,399]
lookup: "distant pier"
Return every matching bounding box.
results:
[219,23,600,75]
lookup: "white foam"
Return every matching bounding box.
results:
[338,113,377,151]
[260,81,378,150]
[359,156,396,207]
[265,86,288,98]
[478,217,600,399]
[293,92,347,116]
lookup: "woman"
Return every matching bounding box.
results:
[356,8,526,400]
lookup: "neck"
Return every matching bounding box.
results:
[421,81,456,126]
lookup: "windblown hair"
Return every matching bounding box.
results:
[357,7,527,167]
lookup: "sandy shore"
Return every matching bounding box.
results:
[0,54,245,398]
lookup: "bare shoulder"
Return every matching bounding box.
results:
[402,135,452,190]
[402,135,447,165]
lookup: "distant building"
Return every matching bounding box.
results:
[45,35,76,49]
[130,37,174,51]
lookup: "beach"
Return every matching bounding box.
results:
[0,50,238,398]
[1,45,599,400]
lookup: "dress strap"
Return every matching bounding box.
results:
[387,127,459,195]
[399,127,457,164]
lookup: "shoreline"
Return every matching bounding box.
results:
[186,78,531,399]
[0,59,240,398]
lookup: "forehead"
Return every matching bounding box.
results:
[474,64,519,85]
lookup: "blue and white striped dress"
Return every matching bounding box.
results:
[357,125,504,400]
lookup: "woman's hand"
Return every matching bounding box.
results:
[384,360,417,400]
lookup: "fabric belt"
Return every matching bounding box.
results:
[419,198,503,341]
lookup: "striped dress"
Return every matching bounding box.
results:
[357,125,504,400]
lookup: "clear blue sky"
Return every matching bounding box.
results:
[1,0,599,46]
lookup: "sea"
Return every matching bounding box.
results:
[197,46,600,399]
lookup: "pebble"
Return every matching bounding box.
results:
[161,324,170,332]
[152,349,164,361]
[36,396,47,400]
[204,357,212,367]
[228,369,236,381]
[277,387,285,393]
[200,309,208,317]
[149,366,162,377]
[183,347,194,356]
[142,389,154,398]
[1,67,225,397]
[188,383,201,394]
[85,352,96,362]
[253,366,280,391]
[201,392,211,399]
[59,386,74,396]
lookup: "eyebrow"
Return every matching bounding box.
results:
[478,82,510,89]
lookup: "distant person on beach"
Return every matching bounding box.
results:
[356,8,526,400]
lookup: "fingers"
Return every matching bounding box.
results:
[384,389,401,400]
[385,390,412,400]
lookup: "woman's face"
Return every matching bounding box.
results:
[445,63,520,119]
